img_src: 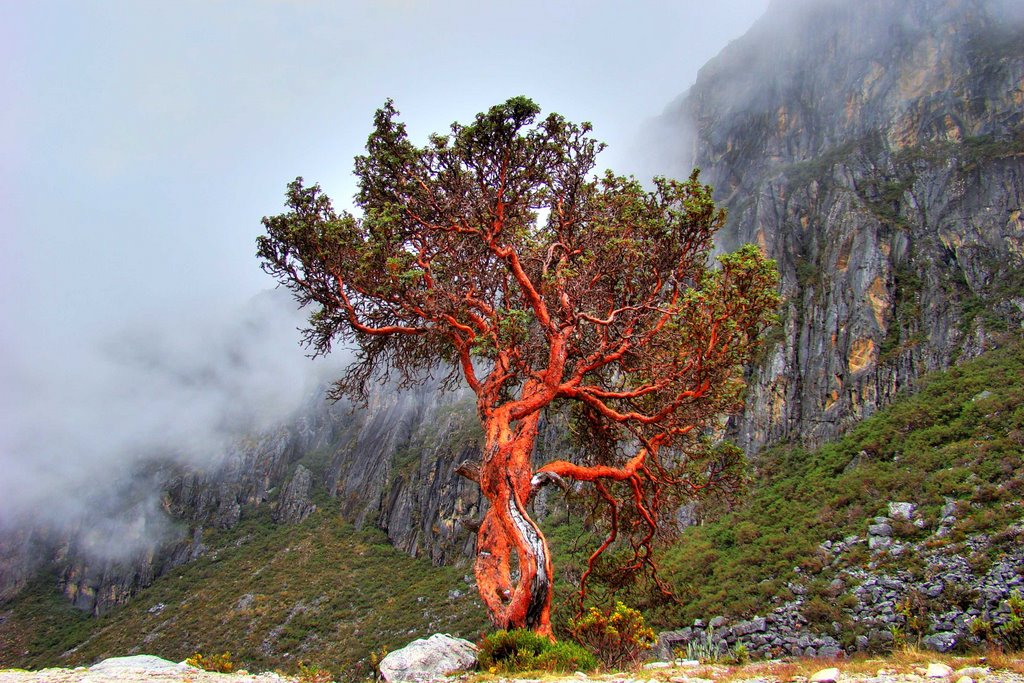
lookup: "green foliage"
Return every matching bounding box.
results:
[568,601,656,670]
[477,629,596,673]
[998,591,1024,652]
[682,626,723,663]
[0,574,94,668]
[970,592,1024,653]
[970,616,996,645]
[594,341,1023,628]
[186,651,236,673]
[297,661,335,683]
[722,643,750,666]
[896,591,930,647]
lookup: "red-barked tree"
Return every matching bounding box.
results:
[257,97,779,636]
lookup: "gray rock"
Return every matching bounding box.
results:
[868,523,893,537]
[888,502,917,521]
[378,633,477,683]
[273,464,317,525]
[90,655,188,672]
[818,645,843,658]
[869,535,892,550]
[923,632,957,653]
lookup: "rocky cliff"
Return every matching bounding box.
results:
[663,0,1024,452]
[36,379,486,616]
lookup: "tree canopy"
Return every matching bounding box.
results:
[258,96,779,635]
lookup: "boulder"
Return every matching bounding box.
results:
[379,633,477,683]
[89,655,189,672]
[923,632,957,652]
[926,662,954,678]
[888,502,917,521]
[809,667,839,682]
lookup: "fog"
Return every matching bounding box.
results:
[1,0,772,560]
[0,291,344,559]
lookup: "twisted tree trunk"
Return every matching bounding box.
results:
[473,408,554,637]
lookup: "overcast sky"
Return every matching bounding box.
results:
[0,0,771,530]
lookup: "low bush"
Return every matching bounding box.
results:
[477,629,596,673]
[569,601,656,670]
[186,651,236,673]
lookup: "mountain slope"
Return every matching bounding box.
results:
[663,0,1024,452]
[0,503,487,677]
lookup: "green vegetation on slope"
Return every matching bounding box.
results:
[3,343,1021,675]
[0,503,487,678]
[621,341,1024,627]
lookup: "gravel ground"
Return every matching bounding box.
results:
[3,654,1024,683]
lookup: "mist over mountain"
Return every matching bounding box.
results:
[1,0,1022,666]
[657,0,1024,452]
[0,291,341,559]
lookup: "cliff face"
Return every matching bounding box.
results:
[666,0,1024,452]
[0,377,485,616]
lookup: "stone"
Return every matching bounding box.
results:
[643,662,672,670]
[955,668,989,678]
[378,633,477,683]
[809,667,840,682]
[955,677,973,683]
[888,502,917,520]
[868,523,893,537]
[926,662,954,678]
[868,535,892,550]
[709,615,727,628]
[90,655,188,672]
[273,464,317,524]
[923,632,957,652]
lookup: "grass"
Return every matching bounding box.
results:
[558,341,1024,629]
[2,343,1021,678]
[0,502,487,680]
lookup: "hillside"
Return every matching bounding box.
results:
[607,341,1023,657]
[0,504,487,678]
[2,0,1024,670]
[3,342,1021,673]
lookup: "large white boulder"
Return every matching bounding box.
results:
[89,655,189,672]
[379,633,477,683]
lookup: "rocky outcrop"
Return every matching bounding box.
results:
[378,634,477,683]
[662,0,1024,453]
[655,509,1024,660]
[0,655,296,683]
[3,377,486,615]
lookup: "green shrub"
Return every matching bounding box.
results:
[297,661,334,683]
[534,640,598,672]
[478,629,596,673]
[569,601,656,670]
[186,651,236,673]
[722,643,750,665]
[682,626,722,663]
[997,590,1024,652]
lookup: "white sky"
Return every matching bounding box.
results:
[2,0,769,340]
[0,0,770,528]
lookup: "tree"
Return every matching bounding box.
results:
[257,97,779,636]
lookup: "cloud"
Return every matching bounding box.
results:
[0,290,342,551]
